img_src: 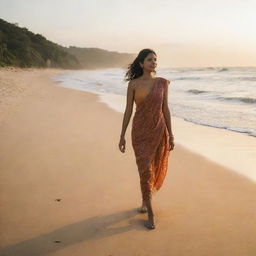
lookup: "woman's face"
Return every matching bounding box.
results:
[140,53,157,72]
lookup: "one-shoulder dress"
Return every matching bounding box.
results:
[131,77,170,201]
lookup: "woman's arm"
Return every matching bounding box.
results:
[120,80,135,138]
[162,80,174,137]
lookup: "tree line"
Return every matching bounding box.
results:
[0,18,135,69]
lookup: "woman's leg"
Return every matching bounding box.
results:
[139,168,156,229]
[138,199,147,213]
[144,198,155,229]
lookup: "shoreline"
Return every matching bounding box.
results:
[0,67,255,255]
[1,66,255,183]
[51,70,256,183]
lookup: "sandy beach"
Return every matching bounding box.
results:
[0,67,255,256]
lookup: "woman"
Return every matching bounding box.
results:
[118,48,175,230]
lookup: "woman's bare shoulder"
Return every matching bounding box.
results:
[128,78,139,89]
[159,77,171,85]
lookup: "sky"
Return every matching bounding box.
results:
[1,0,256,67]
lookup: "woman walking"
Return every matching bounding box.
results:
[118,48,175,230]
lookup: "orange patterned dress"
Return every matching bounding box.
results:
[131,77,170,201]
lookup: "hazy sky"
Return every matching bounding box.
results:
[1,0,255,67]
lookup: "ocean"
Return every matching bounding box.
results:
[50,67,256,182]
[51,66,256,138]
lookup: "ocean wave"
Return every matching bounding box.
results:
[218,68,229,72]
[187,89,208,94]
[220,96,256,104]
[174,77,201,80]
[172,67,215,72]
[178,116,256,137]
[237,76,256,81]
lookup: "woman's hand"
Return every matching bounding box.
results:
[119,136,126,153]
[169,136,175,151]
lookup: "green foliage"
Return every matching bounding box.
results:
[0,18,81,68]
[0,18,135,69]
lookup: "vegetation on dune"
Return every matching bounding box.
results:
[0,18,135,69]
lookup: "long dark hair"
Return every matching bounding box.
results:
[124,48,157,82]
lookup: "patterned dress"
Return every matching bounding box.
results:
[131,77,170,201]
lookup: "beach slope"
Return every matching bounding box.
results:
[0,68,255,256]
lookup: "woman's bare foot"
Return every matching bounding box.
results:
[137,200,147,213]
[144,213,155,229]
[137,205,147,213]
